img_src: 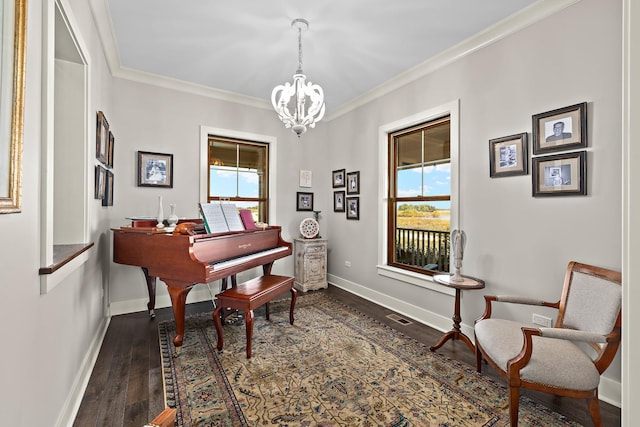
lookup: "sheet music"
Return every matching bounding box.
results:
[199,203,229,233]
[221,203,245,231]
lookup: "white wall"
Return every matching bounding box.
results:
[107,79,312,312]
[323,0,623,403]
[0,0,115,425]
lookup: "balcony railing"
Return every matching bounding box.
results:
[395,228,450,272]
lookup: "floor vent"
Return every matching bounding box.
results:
[386,313,413,325]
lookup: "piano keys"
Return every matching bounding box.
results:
[112,223,292,354]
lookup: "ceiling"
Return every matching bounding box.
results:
[103,0,539,115]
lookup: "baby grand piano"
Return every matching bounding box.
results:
[112,220,292,354]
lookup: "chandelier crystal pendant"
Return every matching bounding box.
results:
[271,18,325,137]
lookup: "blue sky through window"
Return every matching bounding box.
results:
[210,166,259,198]
[397,163,451,210]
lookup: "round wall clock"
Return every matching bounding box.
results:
[299,217,319,239]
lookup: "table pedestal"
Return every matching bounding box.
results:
[430,274,485,354]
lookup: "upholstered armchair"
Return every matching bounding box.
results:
[474,261,622,427]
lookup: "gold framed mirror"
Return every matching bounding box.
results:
[0,0,26,214]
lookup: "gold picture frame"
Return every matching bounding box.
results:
[0,0,27,214]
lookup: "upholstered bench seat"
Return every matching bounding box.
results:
[213,274,297,358]
[475,318,601,391]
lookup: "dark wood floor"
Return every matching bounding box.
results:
[74,285,621,426]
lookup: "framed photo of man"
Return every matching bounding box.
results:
[532,102,587,155]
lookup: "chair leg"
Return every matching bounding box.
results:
[475,343,483,372]
[508,385,520,427]
[587,390,603,427]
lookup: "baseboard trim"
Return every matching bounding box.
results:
[327,274,464,336]
[56,315,111,427]
[109,285,216,316]
[327,274,621,408]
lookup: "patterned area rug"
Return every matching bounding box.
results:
[159,291,579,426]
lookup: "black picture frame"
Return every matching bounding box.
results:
[346,171,360,194]
[334,191,345,212]
[346,196,359,220]
[296,192,314,211]
[96,111,109,165]
[489,132,528,177]
[532,151,586,197]
[532,102,587,155]
[137,151,173,188]
[106,131,114,168]
[102,170,114,206]
[94,165,106,199]
[332,169,345,188]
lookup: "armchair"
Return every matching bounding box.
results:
[474,261,622,426]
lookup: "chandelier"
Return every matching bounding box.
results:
[271,18,325,137]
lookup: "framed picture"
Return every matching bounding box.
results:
[106,131,115,168]
[299,170,312,188]
[137,151,173,188]
[532,151,586,197]
[346,171,360,194]
[346,196,359,220]
[102,170,114,206]
[489,133,528,177]
[332,169,345,188]
[296,192,314,211]
[94,165,106,199]
[96,111,109,165]
[334,191,345,212]
[532,102,587,155]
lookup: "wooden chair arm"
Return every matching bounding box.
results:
[475,295,560,323]
[144,408,176,427]
[506,327,540,385]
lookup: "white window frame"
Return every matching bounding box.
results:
[40,0,92,294]
[376,100,459,296]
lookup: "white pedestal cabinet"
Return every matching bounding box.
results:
[294,238,328,292]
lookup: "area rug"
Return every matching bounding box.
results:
[159,291,579,426]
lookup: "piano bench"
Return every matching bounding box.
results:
[212,274,297,358]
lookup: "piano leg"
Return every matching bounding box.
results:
[141,267,157,318]
[165,281,194,356]
[212,304,224,352]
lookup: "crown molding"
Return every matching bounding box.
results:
[89,0,580,117]
[113,66,270,109]
[325,0,581,120]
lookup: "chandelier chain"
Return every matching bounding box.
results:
[297,26,303,74]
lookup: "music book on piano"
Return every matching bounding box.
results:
[199,202,245,233]
[239,209,257,230]
[221,203,244,231]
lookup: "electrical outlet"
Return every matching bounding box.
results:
[345,260,351,267]
[532,313,552,327]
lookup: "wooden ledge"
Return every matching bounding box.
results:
[39,242,94,275]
